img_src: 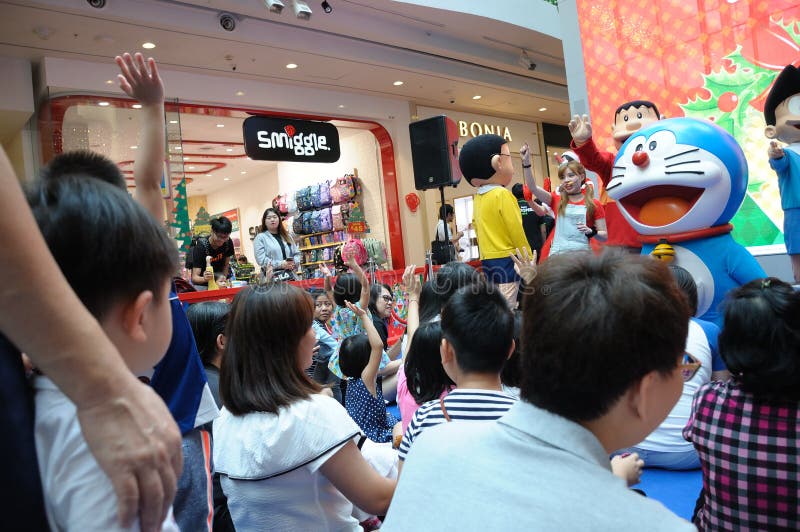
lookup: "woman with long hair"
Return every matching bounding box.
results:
[528,160,607,260]
[213,284,396,530]
[253,207,300,280]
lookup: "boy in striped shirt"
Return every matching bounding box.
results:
[398,281,516,465]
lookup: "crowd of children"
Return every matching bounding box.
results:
[3,50,800,532]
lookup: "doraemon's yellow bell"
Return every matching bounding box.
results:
[652,242,676,263]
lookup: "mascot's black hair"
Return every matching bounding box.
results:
[458,134,507,185]
[764,65,800,126]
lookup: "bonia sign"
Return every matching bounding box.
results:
[243,116,341,163]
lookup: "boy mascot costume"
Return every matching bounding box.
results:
[568,101,662,251]
[764,65,800,283]
[458,134,530,306]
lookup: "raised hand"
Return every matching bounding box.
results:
[768,140,785,160]
[115,52,164,106]
[568,114,592,146]
[319,263,332,277]
[345,300,367,317]
[511,248,538,284]
[520,142,532,166]
[401,264,421,299]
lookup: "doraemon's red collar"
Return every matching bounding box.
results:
[638,224,733,244]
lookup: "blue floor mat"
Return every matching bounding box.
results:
[636,468,702,521]
[386,402,401,421]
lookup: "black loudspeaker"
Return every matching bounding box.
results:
[409,115,462,191]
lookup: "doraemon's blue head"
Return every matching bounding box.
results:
[607,117,747,236]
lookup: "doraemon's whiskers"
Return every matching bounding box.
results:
[664,170,705,175]
[612,166,625,170]
[606,182,622,191]
[665,160,701,168]
[664,148,700,160]
[611,174,624,179]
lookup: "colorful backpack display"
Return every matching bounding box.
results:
[330,174,356,204]
[331,205,345,231]
[363,238,388,266]
[292,214,304,235]
[308,184,322,209]
[301,211,315,234]
[272,194,288,215]
[342,238,368,266]
[311,208,333,233]
[286,191,298,214]
[296,186,314,211]
[318,180,332,206]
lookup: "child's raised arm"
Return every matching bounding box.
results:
[401,265,421,356]
[346,252,370,310]
[319,263,335,305]
[346,301,383,397]
[115,52,165,222]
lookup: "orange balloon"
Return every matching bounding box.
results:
[640,197,690,226]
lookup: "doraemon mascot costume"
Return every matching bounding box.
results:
[606,117,765,326]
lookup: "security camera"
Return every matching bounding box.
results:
[264,0,284,14]
[293,0,312,20]
[219,12,237,32]
[86,0,106,8]
[518,51,537,71]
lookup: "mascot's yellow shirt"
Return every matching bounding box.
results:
[473,184,531,260]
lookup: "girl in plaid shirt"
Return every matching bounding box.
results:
[684,278,800,531]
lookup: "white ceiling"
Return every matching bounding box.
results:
[2,0,571,194]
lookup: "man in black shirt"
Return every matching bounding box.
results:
[191,216,235,289]
[512,184,548,262]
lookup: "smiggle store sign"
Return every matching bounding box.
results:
[243,116,341,163]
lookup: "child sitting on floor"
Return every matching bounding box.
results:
[340,302,402,445]
[684,277,800,530]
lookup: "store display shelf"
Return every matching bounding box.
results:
[302,259,333,267]
[299,241,345,251]
[297,229,338,238]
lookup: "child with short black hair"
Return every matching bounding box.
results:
[186,301,230,408]
[383,251,694,531]
[28,167,179,531]
[340,302,402,445]
[398,280,517,464]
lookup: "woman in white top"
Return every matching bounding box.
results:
[213,283,396,531]
[253,207,300,279]
[434,204,464,261]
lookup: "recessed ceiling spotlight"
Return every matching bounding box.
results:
[206,174,213,177]
[240,171,247,174]
[472,95,482,100]
[183,157,190,161]
[98,101,110,106]
[539,107,547,112]
[216,124,225,128]
[235,90,245,96]
[223,177,231,181]
[142,42,156,49]
[174,146,182,150]
[188,166,195,169]
[132,104,142,109]
[105,79,114,85]
[286,63,298,69]
[393,81,404,86]
[338,104,346,108]
[321,1,332,13]
[226,148,233,152]
[130,145,138,149]
[169,120,178,124]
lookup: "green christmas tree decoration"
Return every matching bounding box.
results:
[170,179,192,252]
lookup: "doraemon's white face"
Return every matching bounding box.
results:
[607,129,731,235]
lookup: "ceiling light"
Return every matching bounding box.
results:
[393,81,404,86]
[241,171,247,174]
[105,79,114,85]
[235,90,245,96]
[286,63,298,69]
[264,0,285,13]
[539,107,547,112]
[338,104,346,108]
[206,174,213,177]
[183,157,190,161]
[98,101,110,106]
[223,177,231,181]
[216,124,225,128]
[142,42,156,49]
[293,0,312,20]
[169,120,178,124]
[132,104,142,109]
[188,166,195,169]
[130,145,138,149]
[174,146,182,150]
[472,95,481,100]
[321,1,332,13]
[226,148,233,152]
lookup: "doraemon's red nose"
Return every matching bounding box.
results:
[632,151,649,167]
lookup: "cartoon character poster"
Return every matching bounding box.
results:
[575,0,800,248]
